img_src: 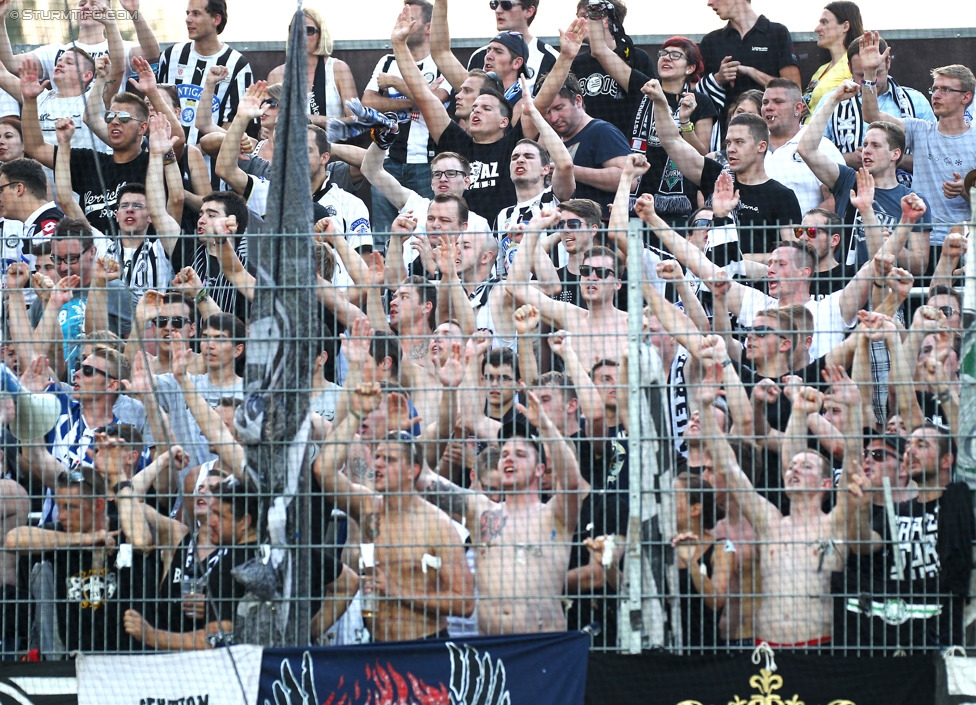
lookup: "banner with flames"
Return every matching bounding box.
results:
[259,632,590,705]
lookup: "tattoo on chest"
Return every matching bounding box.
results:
[409,340,430,360]
[362,512,381,541]
[479,509,507,545]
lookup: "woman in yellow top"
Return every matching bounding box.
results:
[804,1,864,117]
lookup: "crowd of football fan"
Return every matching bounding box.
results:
[0,0,970,656]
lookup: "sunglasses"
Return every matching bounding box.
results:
[743,325,785,338]
[261,98,279,109]
[579,264,615,279]
[80,363,117,380]
[489,0,522,9]
[62,468,98,491]
[432,169,465,179]
[103,110,134,124]
[557,218,585,230]
[864,448,900,462]
[304,26,320,36]
[658,49,686,61]
[794,226,822,237]
[689,218,711,229]
[154,316,191,329]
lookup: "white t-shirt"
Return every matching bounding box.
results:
[398,191,490,269]
[736,285,853,361]
[764,126,844,215]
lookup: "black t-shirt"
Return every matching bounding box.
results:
[810,261,858,300]
[435,120,523,226]
[563,119,631,216]
[45,517,159,652]
[59,146,151,235]
[170,238,249,322]
[571,46,657,136]
[699,158,802,255]
[700,15,797,124]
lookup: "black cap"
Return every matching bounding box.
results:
[862,427,906,456]
[489,31,533,78]
[497,413,545,466]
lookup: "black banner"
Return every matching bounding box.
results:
[0,662,76,705]
[586,651,936,705]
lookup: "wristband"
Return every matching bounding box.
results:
[195,287,209,303]
[873,281,886,288]
[861,79,878,88]
[113,480,134,494]
[679,121,695,133]
[163,150,177,165]
[721,358,734,368]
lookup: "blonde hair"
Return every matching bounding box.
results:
[302,7,334,57]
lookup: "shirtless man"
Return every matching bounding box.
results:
[507,211,628,372]
[416,388,589,634]
[698,336,866,646]
[315,383,474,641]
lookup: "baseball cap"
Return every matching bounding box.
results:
[489,31,534,78]
[862,427,906,456]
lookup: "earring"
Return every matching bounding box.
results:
[794,112,800,116]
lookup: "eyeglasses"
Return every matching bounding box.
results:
[658,49,687,62]
[0,181,21,192]
[52,247,92,266]
[489,1,522,10]
[743,325,785,338]
[80,363,117,380]
[154,316,190,329]
[557,218,585,230]
[103,110,134,124]
[304,26,321,36]
[689,218,711,229]
[432,169,465,180]
[579,264,615,279]
[261,98,279,109]
[118,201,147,210]
[794,226,823,237]
[864,448,899,462]
[929,85,968,95]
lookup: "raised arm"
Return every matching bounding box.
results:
[119,0,160,69]
[857,32,903,128]
[586,15,631,88]
[53,119,88,219]
[798,82,860,190]
[520,77,575,200]
[642,79,705,186]
[360,140,412,210]
[91,0,126,106]
[129,55,184,156]
[214,83,266,196]
[390,8,451,144]
[427,0,469,95]
[699,359,776,534]
[550,330,607,439]
[18,58,55,167]
[195,66,230,137]
[144,113,183,257]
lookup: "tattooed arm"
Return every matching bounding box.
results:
[415,466,484,529]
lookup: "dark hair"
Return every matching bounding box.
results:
[728,112,769,145]
[676,472,717,530]
[521,0,540,25]
[54,217,95,250]
[56,464,107,496]
[431,193,469,227]
[554,73,584,104]
[730,89,764,116]
[765,77,803,104]
[912,421,957,461]
[159,291,196,318]
[662,36,705,83]
[590,357,619,381]
[484,347,518,381]
[805,207,844,238]
[206,0,228,33]
[154,84,181,112]
[514,138,552,173]
[92,347,131,382]
[824,1,865,49]
[404,0,434,24]
[0,158,48,199]
[95,422,144,447]
[213,477,260,524]
[575,0,627,22]
[537,370,579,412]
[203,312,246,344]
[865,120,906,166]
[927,284,962,308]
[477,88,513,122]
[0,116,23,141]
[468,68,503,94]
[201,191,249,233]
[400,274,438,330]
[62,47,96,86]
[307,124,331,156]
[110,92,149,123]
[370,330,402,380]
[118,183,146,201]
[559,198,602,226]
[383,430,425,474]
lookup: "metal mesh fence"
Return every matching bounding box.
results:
[0,215,971,658]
